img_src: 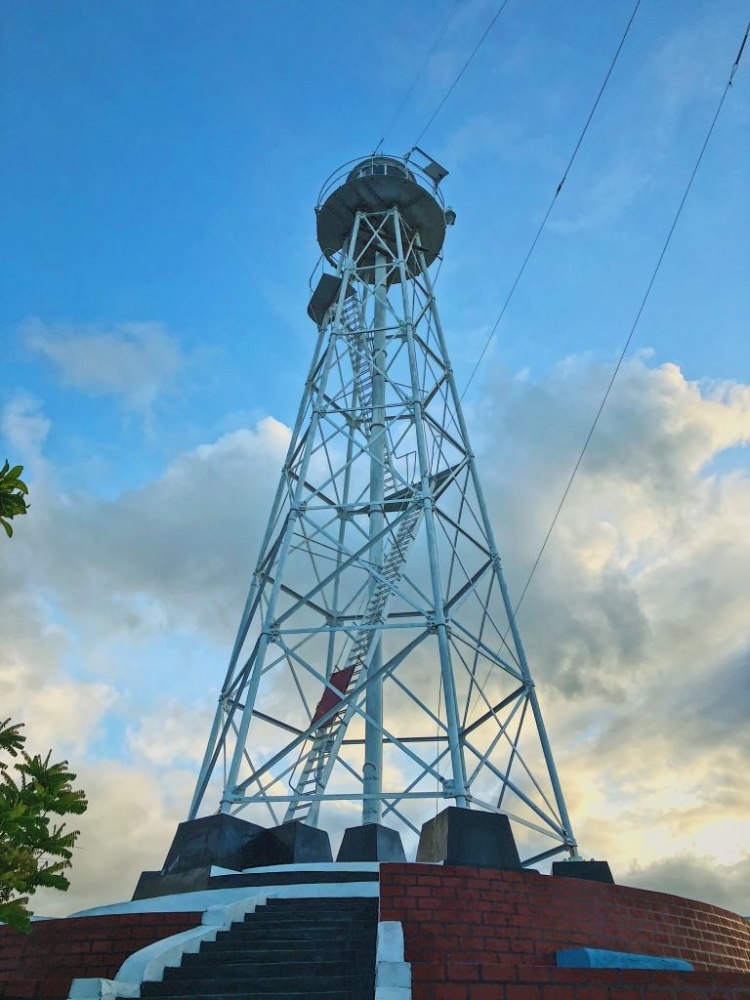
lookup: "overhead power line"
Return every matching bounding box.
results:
[503,16,750,634]
[412,0,515,148]
[460,0,643,402]
[374,0,462,153]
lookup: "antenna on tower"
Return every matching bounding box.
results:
[186,152,578,868]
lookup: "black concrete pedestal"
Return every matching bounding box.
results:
[416,807,522,870]
[553,859,615,884]
[242,820,333,867]
[163,814,265,875]
[336,823,406,862]
[133,866,212,899]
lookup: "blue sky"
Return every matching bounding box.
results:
[1,1,749,915]
[4,0,748,478]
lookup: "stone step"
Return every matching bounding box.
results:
[222,921,373,939]
[164,959,354,981]
[188,943,369,962]
[245,906,375,918]
[201,936,371,956]
[143,972,358,996]
[251,903,376,915]
[262,899,376,911]
[211,923,371,940]
[237,917,373,931]
[137,895,376,1000]
[137,993,353,1000]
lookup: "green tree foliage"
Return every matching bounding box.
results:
[0,461,29,538]
[0,719,88,931]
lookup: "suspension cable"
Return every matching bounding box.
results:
[503,17,750,635]
[374,0,462,153]
[412,0,515,148]
[460,0,643,402]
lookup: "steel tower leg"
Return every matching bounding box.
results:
[394,215,468,807]
[415,237,577,852]
[363,250,387,824]
[219,327,341,814]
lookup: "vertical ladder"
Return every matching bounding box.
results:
[342,294,400,497]
[342,294,375,425]
[284,499,422,823]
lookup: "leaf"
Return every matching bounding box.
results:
[0,720,25,757]
[0,517,13,538]
[0,718,87,924]
[0,897,32,933]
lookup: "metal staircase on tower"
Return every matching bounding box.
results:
[284,498,423,823]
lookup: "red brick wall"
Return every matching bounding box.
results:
[409,967,750,999]
[0,911,202,999]
[380,863,750,998]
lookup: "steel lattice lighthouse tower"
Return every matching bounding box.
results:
[6,157,749,1000]
[188,151,578,867]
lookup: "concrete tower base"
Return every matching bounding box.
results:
[416,807,523,870]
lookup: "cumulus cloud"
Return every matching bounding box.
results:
[0,409,293,913]
[18,416,291,651]
[469,354,750,911]
[1,394,51,463]
[127,701,215,768]
[644,14,740,130]
[0,551,119,757]
[621,854,750,916]
[550,158,652,234]
[23,319,185,412]
[32,761,191,917]
[4,352,749,916]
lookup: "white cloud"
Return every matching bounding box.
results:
[32,761,190,917]
[0,553,119,758]
[23,319,185,412]
[645,15,736,125]
[1,394,51,462]
[550,157,652,234]
[470,354,749,911]
[127,701,214,768]
[4,353,750,917]
[621,853,750,915]
[15,417,290,655]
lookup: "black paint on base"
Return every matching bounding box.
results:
[162,814,265,876]
[416,807,523,871]
[241,820,333,868]
[336,823,406,862]
[553,859,615,884]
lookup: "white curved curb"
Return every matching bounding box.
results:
[67,892,269,1000]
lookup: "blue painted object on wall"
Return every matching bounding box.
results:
[557,948,694,971]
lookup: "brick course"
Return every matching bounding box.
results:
[0,911,202,999]
[410,969,750,999]
[3,867,747,998]
[380,864,750,999]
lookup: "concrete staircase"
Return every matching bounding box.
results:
[140,897,378,1000]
